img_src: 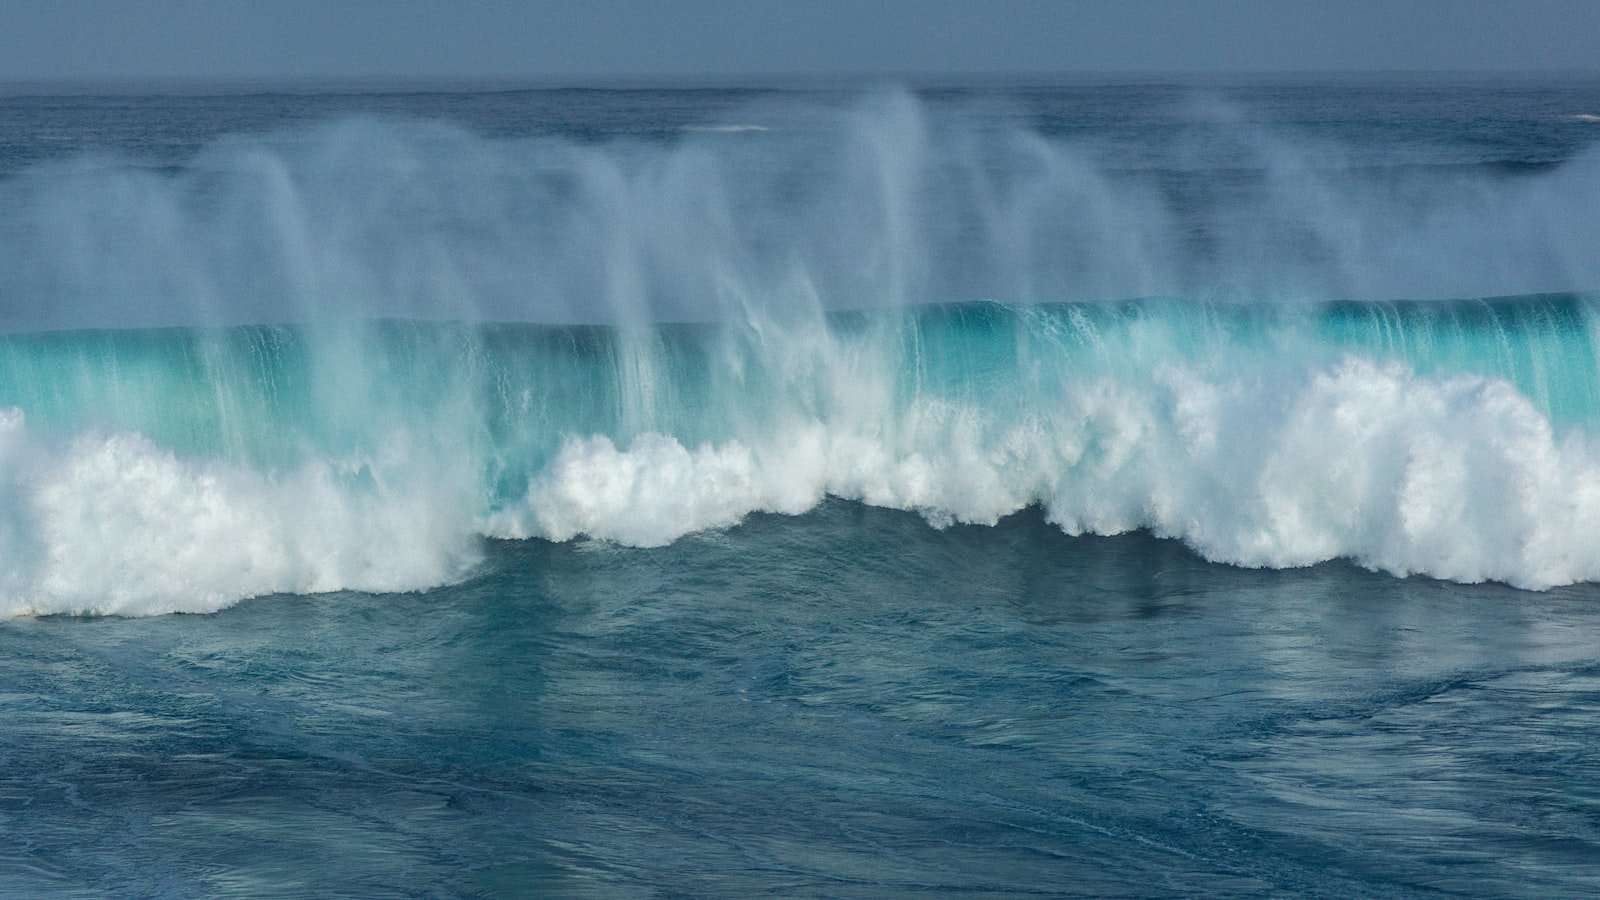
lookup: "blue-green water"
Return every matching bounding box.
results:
[3,78,1600,895]
[6,507,1600,896]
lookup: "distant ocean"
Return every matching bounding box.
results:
[3,77,1600,896]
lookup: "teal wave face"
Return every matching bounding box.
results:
[0,293,1596,484]
[2,292,1596,450]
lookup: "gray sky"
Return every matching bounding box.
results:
[3,0,1598,82]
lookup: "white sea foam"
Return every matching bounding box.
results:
[0,411,480,617]
[482,354,1600,592]
[680,124,772,133]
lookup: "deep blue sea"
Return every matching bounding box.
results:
[4,76,1600,896]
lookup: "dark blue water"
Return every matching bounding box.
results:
[5,505,1600,896]
[4,78,1600,896]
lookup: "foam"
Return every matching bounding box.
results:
[680,124,772,133]
[3,312,1600,617]
[477,353,1600,591]
[0,412,479,617]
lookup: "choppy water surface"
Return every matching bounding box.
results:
[4,505,1599,897]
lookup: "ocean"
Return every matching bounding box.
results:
[3,76,1600,896]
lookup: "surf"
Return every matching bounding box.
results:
[3,90,1600,613]
[0,295,1596,616]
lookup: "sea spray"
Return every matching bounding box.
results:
[2,91,1600,612]
[3,91,1600,333]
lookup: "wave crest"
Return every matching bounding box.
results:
[477,352,1600,591]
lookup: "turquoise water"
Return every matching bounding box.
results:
[2,295,1595,464]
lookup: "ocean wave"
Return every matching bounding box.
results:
[2,90,1600,613]
[1,298,1600,615]
[488,353,1600,590]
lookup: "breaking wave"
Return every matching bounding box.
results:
[3,91,1600,613]
[0,298,1597,615]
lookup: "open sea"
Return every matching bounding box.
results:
[3,75,1600,896]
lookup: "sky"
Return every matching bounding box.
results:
[2,0,1598,83]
